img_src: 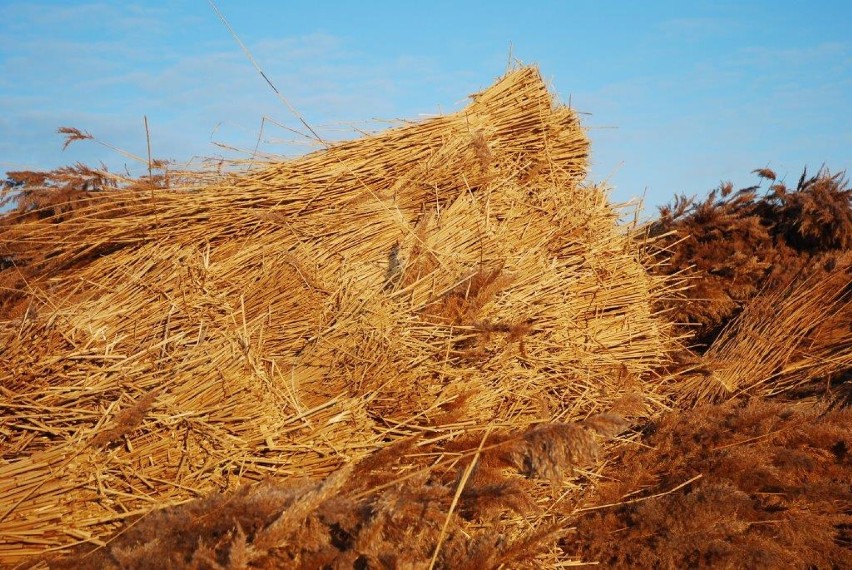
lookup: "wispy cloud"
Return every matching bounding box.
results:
[736,41,850,69]
[657,16,741,41]
[0,3,475,174]
[1,1,171,36]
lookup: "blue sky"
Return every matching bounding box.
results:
[1,1,850,212]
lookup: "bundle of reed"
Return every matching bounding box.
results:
[0,67,678,565]
[680,257,852,403]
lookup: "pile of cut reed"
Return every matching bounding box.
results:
[0,67,678,565]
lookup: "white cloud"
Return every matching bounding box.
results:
[657,16,742,41]
[737,41,851,69]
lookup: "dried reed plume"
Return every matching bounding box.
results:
[752,167,777,181]
[49,416,628,569]
[57,126,94,150]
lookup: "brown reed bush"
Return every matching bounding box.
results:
[646,168,851,404]
[568,398,851,569]
[648,168,852,347]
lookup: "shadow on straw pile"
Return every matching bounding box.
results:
[567,398,852,569]
[648,168,852,349]
[48,416,627,570]
[0,160,190,319]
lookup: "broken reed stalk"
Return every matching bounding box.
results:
[573,473,703,514]
[144,115,152,186]
[429,425,492,570]
[206,0,325,145]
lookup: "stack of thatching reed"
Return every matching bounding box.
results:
[0,67,681,567]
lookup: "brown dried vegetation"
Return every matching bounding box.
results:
[585,168,852,569]
[649,168,852,347]
[569,399,851,569]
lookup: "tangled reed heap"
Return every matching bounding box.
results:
[0,67,678,566]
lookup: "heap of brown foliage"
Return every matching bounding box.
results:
[568,398,851,569]
[649,168,852,347]
[565,167,851,568]
[49,415,627,569]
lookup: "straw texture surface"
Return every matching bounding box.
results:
[0,67,676,563]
